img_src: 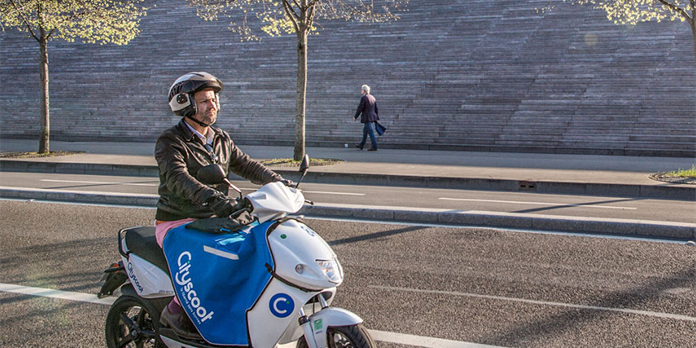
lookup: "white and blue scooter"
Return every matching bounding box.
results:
[98,155,374,348]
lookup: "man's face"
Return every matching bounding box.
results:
[192,89,219,126]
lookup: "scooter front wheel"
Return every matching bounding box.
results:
[105,295,165,348]
[297,324,376,348]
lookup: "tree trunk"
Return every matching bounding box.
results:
[38,35,50,154]
[691,19,696,69]
[293,30,308,161]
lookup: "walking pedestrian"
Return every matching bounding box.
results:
[353,84,379,151]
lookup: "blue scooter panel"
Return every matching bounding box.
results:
[163,220,274,346]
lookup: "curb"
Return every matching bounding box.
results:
[1,187,693,240]
[0,187,159,207]
[282,170,696,201]
[1,160,694,201]
[0,160,159,177]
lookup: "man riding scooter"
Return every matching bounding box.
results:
[155,71,292,339]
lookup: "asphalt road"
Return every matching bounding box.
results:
[1,171,694,224]
[2,200,696,347]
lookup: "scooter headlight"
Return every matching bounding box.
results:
[316,258,342,284]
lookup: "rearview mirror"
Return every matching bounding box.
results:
[197,164,227,185]
[295,154,310,188]
[299,154,310,174]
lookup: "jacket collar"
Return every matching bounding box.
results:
[176,118,222,142]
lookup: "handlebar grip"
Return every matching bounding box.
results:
[228,198,253,218]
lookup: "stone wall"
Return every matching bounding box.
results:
[1,0,694,156]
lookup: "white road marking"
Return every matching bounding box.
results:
[0,282,502,348]
[40,181,365,196]
[303,215,687,244]
[0,196,686,245]
[219,188,366,196]
[302,190,365,196]
[439,197,637,210]
[0,186,159,198]
[370,330,503,348]
[0,282,115,305]
[40,179,158,187]
[371,285,696,322]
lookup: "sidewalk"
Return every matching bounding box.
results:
[1,139,695,240]
[1,139,694,199]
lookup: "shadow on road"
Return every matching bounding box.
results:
[327,225,426,246]
[482,262,696,346]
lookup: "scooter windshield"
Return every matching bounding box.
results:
[246,182,305,219]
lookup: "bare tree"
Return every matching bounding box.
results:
[0,0,148,153]
[188,0,409,161]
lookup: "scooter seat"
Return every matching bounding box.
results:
[122,226,170,273]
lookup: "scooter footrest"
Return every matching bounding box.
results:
[159,328,246,348]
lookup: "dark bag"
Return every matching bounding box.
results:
[185,211,254,234]
[375,121,387,136]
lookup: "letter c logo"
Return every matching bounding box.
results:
[269,293,294,318]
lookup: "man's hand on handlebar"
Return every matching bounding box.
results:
[232,197,251,213]
[207,194,250,218]
[208,195,236,218]
[280,179,296,188]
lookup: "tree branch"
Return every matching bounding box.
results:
[283,0,301,19]
[656,0,692,23]
[7,0,39,41]
[66,0,91,22]
[282,0,301,32]
[306,3,316,30]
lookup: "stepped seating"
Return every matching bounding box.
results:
[0,0,694,156]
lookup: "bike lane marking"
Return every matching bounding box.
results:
[0,196,689,246]
[41,180,366,197]
[439,197,637,210]
[370,330,503,348]
[371,285,696,322]
[0,282,499,348]
[40,179,158,187]
[0,282,115,305]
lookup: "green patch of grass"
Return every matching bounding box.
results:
[663,165,696,178]
[260,158,343,167]
[0,151,81,158]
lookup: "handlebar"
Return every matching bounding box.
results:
[227,197,252,219]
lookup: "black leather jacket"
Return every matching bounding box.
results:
[154,119,283,221]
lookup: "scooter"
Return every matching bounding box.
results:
[98,155,375,348]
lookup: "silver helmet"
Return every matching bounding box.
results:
[168,72,223,117]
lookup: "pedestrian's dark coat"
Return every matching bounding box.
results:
[354,94,379,123]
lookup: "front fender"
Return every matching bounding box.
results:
[307,307,363,348]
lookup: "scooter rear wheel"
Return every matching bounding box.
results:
[297,324,376,348]
[105,295,165,348]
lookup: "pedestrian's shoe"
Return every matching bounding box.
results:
[355,145,363,150]
[160,306,202,340]
[368,148,378,151]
